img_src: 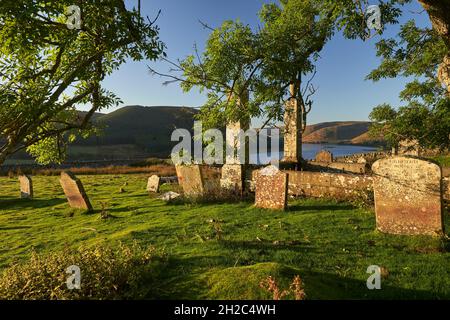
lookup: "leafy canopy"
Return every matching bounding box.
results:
[0,0,165,164]
[368,19,450,150]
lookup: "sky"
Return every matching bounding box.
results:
[93,0,431,126]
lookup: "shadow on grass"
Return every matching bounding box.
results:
[288,204,356,212]
[0,197,66,210]
[301,270,446,300]
[0,225,32,231]
[144,254,445,300]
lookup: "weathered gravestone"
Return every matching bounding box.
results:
[147,175,161,193]
[220,164,245,194]
[18,174,33,199]
[60,171,93,211]
[372,157,443,236]
[282,83,302,164]
[255,165,288,210]
[315,150,333,163]
[175,165,221,197]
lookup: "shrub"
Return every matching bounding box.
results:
[0,242,166,300]
[259,275,306,300]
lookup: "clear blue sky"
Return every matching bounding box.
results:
[94,0,431,125]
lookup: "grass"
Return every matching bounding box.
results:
[431,155,450,168]
[0,174,449,300]
[0,164,176,177]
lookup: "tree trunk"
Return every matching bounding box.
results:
[418,0,450,94]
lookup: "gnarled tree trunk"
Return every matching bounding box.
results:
[418,0,450,94]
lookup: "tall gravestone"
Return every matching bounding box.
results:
[60,171,93,211]
[255,165,288,210]
[372,157,443,236]
[19,174,33,199]
[221,91,250,194]
[282,83,302,164]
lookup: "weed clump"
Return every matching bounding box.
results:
[0,242,166,300]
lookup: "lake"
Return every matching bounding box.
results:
[302,143,379,160]
[251,143,379,163]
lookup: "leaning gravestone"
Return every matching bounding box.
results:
[175,165,204,197]
[60,171,93,211]
[176,165,221,197]
[315,150,333,163]
[255,165,288,210]
[147,175,161,193]
[372,156,443,236]
[19,174,33,199]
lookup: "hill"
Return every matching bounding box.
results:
[75,105,199,158]
[303,121,382,146]
[4,107,382,161]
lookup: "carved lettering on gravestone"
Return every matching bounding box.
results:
[255,165,288,210]
[147,175,161,193]
[372,157,443,236]
[19,175,33,199]
[315,150,333,163]
[60,172,93,211]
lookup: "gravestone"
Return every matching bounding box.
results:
[60,171,93,211]
[315,150,333,163]
[372,156,443,236]
[18,174,33,199]
[255,165,288,210]
[220,164,245,194]
[175,165,204,197]
[282,84,302,164]
[147,175,161,193]
[395,139,421,156]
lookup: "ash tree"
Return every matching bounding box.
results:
[150,0,406,159]
[151,0,336,133]
[0,0,165,165]
[345,0,450,150]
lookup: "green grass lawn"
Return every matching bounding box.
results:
[0,174,449,300]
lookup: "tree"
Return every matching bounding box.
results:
[325,0,450,94]
[0,0,165,165]
[326,0,450,150]
[151,0,335,163]
[368,20,450,150]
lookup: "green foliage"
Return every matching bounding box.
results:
[0,0,165,164]
[368,20,450,150]
[26,137,66,165]
[159,0,337,130]
[0,242,166,300]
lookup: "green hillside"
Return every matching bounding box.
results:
[76,105,199,158]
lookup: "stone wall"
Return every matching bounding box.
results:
[246,168,373,201]
[334,151,389,164]
[306,161,370,174]
[443,167,450,177]
[285,171,373,200]
[444,177,450,202]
